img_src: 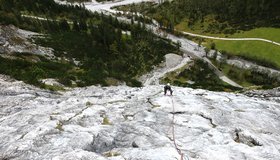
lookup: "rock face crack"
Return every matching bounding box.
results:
[198,113,217,128]
[59,100,128,127]
[170,111,186,115]
[147,98,161,108]
[65,106,90,123]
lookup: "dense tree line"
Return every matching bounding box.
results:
[0,0,178,87]
[0,0,92,25]
[148,0,280,31]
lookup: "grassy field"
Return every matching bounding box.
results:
[230,28,280,41]
[212,28,280,69]
[176,19,280,41]
[176,20,280,69]
[175,17,229,36]
[209,40,280,68]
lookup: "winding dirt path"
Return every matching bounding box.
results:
[179,30,280,46]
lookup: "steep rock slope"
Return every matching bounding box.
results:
[0,25,54,58]
[0,75,279,160]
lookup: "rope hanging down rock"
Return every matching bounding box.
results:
[170,96,189,160]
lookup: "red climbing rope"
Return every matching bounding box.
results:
[170,96,189,160]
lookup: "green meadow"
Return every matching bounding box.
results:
[176,21,280,69]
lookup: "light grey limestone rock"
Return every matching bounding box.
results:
[0,76,280,160]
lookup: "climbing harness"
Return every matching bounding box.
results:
[170,96,190,160]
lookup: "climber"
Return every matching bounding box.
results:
[164,83,173,96]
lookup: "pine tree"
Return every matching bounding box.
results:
[73,20,80,32]
[59,19,70,31]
